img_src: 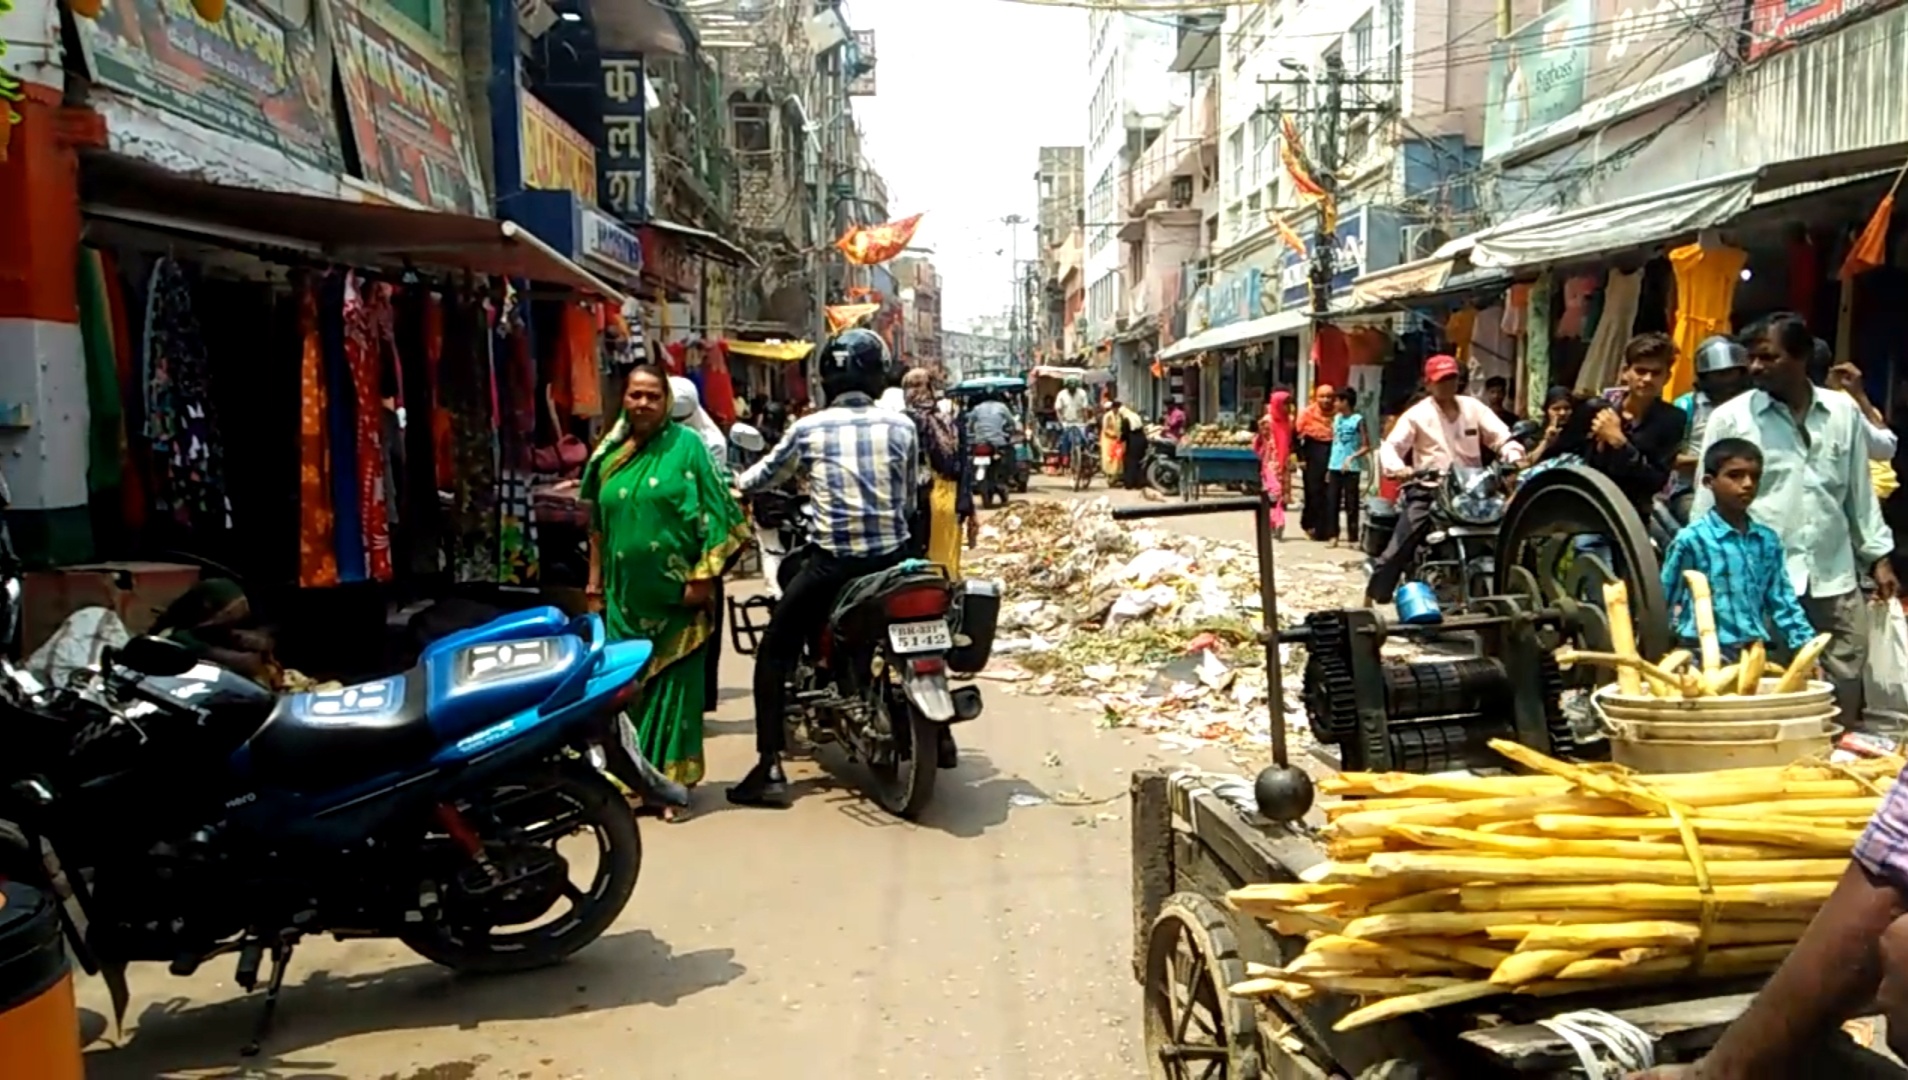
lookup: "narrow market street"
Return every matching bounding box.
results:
[76,480,1354,1080]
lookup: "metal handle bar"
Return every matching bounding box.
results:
[1110,496,1260,522]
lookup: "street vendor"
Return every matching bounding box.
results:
[1692,312,1896,729]
[1632,770,1908,1077]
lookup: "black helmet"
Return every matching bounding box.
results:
[818,328,891,402]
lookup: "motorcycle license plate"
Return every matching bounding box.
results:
[888,620,953,653]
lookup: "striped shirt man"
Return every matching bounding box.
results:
[737,391,918,558]
[1659,509,1816,657]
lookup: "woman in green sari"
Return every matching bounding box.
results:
[583,365,748,819]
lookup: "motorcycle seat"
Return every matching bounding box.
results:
[242,634,589,794]
[830,561,950,632]
[418,605,569,664]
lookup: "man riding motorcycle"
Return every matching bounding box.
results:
[729,328,947,806]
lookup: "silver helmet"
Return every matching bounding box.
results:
[1693,335,1748,375]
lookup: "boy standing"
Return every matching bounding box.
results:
[1660,438,1816,663]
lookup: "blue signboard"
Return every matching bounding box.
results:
[1277,207,1368,310]
[1208,268,1262,329]
[508,191,644,283]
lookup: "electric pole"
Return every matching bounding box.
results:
[1003,213,1026,372]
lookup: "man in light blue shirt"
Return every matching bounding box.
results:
[1693,312,1899,728]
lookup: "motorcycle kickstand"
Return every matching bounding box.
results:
[239,935,296,1058]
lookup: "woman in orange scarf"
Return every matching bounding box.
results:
[1294,385,1337,539]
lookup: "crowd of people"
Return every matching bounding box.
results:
[1263,312,1898,738]
[579,330,987,817]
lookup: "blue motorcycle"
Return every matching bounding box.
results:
[0,592,672,1054]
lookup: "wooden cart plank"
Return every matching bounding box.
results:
[1131,771,1172,984]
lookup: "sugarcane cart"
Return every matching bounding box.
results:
[1117,466,1904,1079]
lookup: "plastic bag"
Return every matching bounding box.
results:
[1863,601,1908,715]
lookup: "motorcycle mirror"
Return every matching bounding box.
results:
[730,423,767,453]
[116,635,199,677]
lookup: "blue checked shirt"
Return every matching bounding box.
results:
[737,392,918,558]
[1659,509,1816,654]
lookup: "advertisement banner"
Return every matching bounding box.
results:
[1484,0,1594,161]
[1207,269,1261,329]
[334,0,485,213]
[520,91,597,202]
[1747,0,1884,57]
[1278,208,1369,310]
[75,0,341,172]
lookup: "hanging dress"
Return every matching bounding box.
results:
[296,279,340,587]
[343,273,393,581]
[142,258,233,534]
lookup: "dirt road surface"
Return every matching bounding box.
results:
[78,480,1314,1080]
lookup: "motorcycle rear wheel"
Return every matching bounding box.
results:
[400,765,639,974]
[1146,457,1180,496]
[866,688,937,820]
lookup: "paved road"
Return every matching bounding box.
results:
[79,485,1257,1080]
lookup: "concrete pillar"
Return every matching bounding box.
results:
[0,77,95,564]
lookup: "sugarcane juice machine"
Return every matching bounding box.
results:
[1111,465,1668,824]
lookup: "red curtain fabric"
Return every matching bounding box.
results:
[1312,323,1349,392]
[701,340,737,426]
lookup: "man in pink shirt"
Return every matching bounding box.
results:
[1364,354,1525,605]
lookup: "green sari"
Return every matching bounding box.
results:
[582,420,748,785]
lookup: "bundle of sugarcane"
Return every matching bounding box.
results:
[1225,738,1901,1032]
[1561,575,1830,699]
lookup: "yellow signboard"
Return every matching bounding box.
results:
[520,91,597,202]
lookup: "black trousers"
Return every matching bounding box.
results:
[1298,438,1332,537]
[1323,469,1361,543]
[1365,487,1436,604]
[752,546,907,755]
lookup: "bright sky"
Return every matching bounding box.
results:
[846,0,1087,331]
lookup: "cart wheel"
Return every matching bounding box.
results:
[1144,892,1262,1080]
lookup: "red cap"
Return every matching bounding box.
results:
[1424,354,1460,382]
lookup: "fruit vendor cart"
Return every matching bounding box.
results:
[1114,468,1904,1079]
[1177,446,1262,501]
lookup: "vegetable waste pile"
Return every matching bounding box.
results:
[1226,738,1894,1032]
[968,499,1362,758]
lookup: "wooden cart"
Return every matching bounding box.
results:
[1111,494,1905,1079]
[1177,446,1262,501]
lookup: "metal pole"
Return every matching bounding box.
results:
[1310,57,1343,319]
[1254,489,1290,768]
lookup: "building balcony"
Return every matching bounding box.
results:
[1122,80,1218,217]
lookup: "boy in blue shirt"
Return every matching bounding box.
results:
[1660,437,1816,663]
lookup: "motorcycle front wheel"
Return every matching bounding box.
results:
[400,764,639,974]
[1146,457,1180,495]
[866,685,937,819]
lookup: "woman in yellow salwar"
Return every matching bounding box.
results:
[898,367,970,576]
[583,366,748,820]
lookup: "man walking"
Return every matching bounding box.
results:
[1694,312,1898,729]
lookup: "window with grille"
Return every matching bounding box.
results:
[731,101,771,154]
[1350,13,1373,75]
[1227,128,1245,200]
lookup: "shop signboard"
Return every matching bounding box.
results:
[599,51,649,223]
[333,0,486,213]
[637,226,697,295]
[1206,268,1261,329]
[74,0,342,172]
[1184,284,1211,336]
[1746,0,1886,57]
[580,207,641,279]
[1277,207,1372,310]
[1486,0,1732,162]
[520,91,597,202]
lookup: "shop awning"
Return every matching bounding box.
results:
[1469,170,1761,271]
[644,217,757,267]
[1157,308,1311,362]
[82,154,627,304]
[725,339,813,362]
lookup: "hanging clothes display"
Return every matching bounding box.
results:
[1668,241,1747,400]
[141,258,233,533]
[700,340,738,427]
[319,272,365,581]
[99,252,148,537]
[498,467,540,585]
[296,280,340,588]
[78,249,123,551]
[552,301,603,419]
[396,284,444,577]
[343,273,395,581]
[1525,273,1554,402]
[1579,268,1643,395]
[441,290,500,582]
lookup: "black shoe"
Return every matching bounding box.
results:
[726,759,789,806]
[936,727,959,770]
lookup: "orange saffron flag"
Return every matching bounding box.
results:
[1280,117,1326,202]
[1841,193,1896,282]
[1273,214,1308,258]
[837,213,925,266]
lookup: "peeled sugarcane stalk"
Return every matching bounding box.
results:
[1554,943,1794,982]
[1703,663,1745,696]
[1300,937,1482,973]
[1389,823,1800,862]
[1339,910,1644,939]
[1698,797,1880,820]
[1530,813,1864,850]
[1646,649,1694,696]
[1321,759,1896,800]
[1324,797,1447,819]
[1285,948,1460,976]
[1498,919,1811,952]
[1320,774,1572,800]
[1229,876,1440,915]
[1332,980,1504,1032]
[1328,794,1631,839]
[1490,949,1594,986]
[1243,971,1468,996]
[1366,888,1463,915]
[1684,571,1722,674]
[1552,648,1680,689]
[1774,634,1834,693]
[1739,641,1767,695]
[1605,581,1646,695]
[1458,880,1837,913]
[1368,852,1848,887]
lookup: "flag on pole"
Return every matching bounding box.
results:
[1272,213,1308,258]
[837,213,925,266]
[1842,157,1908,281]
[1279,117,1327,202]
[825,302,881,333]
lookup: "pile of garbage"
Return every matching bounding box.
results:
[967,499,1364,762]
